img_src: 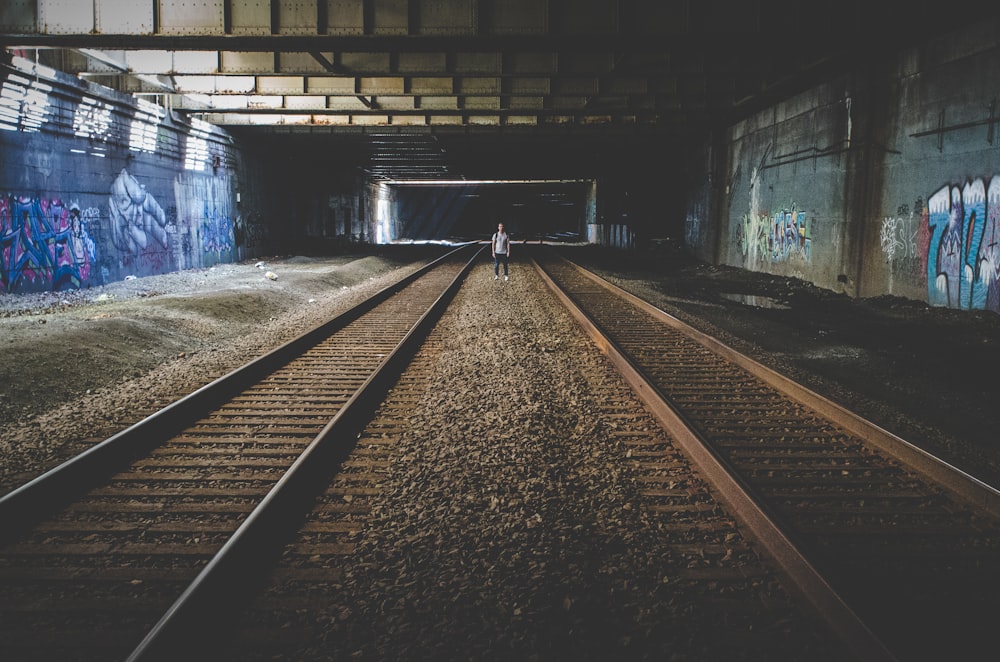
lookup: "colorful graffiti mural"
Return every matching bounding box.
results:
[0,194,97,292]
[927,177,1000,312]
[738,205,812,266]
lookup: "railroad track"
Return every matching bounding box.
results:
[194,251,855,661]
[3,244,997,660]
[0,245,478,662]
[535,247,1000,662]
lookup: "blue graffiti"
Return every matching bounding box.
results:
[201,204,234,256]
[927,177,1000,312]
[1,195,97,292]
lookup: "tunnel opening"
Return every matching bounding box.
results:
[372,179,596,245]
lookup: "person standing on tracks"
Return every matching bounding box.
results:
[492,221,511,281]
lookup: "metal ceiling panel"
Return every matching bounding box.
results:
[79,49,128,73]
[95,0,153,34]
[429,115,463,125]
[544,114,574,125]
[457,77,499,94]
[314,114,352,125]
[340,51,391,73]
[550,96,588,110]
[508,96,544,109]
[175,75,256,93]
[38,0,92,34]
[506,115,538,125]
[358,76,405,94]
[124,50,174,74]
[214,75,258,93]
[507,52,557,75]
[392,115,426,125]
[173,50,220,73]
[158,0,224,35]
[285,95,328,109]
[279,0,319,36]
[376,95,416,110]
[410,77,453,94]
[372,0,409,36]
[553,77,598,95]
[249,95,284,108]
[0,0,36,33]
[352,113,390,125]
[328,96,371,110]
[220,51,275,74]
[453,52,501,75]
[464,97,499,110]
[258,75,306,93]
[230,0,271,35]
[327,0,365,35]
[554,0,618,34]
[419,95,459,109]
[467,114,500,125]
[278,52,330,73]
[203,95,248,109]
[509,77,549,94]
[398,52,447,74]
[307,76,357,93]
[416,0,475,35]
[486,0,547,35]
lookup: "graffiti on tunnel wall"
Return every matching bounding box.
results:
[738,205,812,267]
[0,194,98,292]
[109,168,168,256]
[879,200,927,286]
[0,166,257,292]
[926,177,1000,312]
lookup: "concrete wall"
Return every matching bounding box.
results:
[872,19,1000,311]
[0,56,270,293]
[700,79,855,292]
[685,17,1000,314]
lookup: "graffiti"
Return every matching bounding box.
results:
[736,156,811,267]
[738,205,811,266]
[879,201,926,280]
[880,216,902,260]
[201,205,234,256]
[739,210,771,266]
[109,168,168,255]
[0,195,97,292]
[927,177,1000,312]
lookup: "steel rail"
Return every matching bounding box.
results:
[531,253,898,662]
[124,245,483,662]
[552,252,1000,517]
[0,244,473,541]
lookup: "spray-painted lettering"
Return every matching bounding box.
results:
[927,177,1000,312]
[0,195,98,292]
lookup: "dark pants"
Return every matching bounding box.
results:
[494,253,508,276]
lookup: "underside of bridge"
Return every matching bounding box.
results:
[3,1,983,172]
[0,1,993,250]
